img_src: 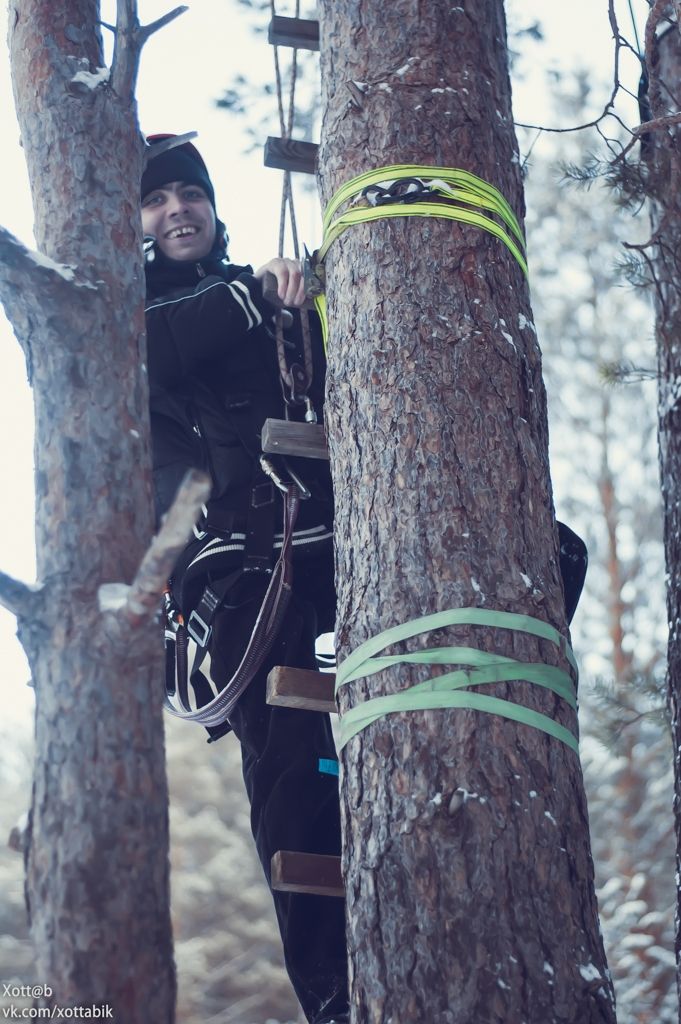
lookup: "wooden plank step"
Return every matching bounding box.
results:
[271,851,344,898]
[268,15,320,51]
[267,666,336,713]
[261,418,329,460]
[264,136,318,175]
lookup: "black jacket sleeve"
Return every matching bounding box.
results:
[145,272,273,388]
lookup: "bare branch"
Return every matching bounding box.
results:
[143,131,199,168]
[614,108,681,161]
[0,226,96,361]
[138,6,189,46]
[120,469,211,627]
[110,0,141,101]
[637,109,681,134]
[0,226,76,292]
[516,0,626,137]
[111,3,188,102]
[0,569,41,620]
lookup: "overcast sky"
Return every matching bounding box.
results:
[0,0,647,730]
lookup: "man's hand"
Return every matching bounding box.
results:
[255,257,306,308]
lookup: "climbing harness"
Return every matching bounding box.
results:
[164,475,303,726]
[334,608,579,754]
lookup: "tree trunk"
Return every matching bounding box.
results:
[317,1,615,1021]
[1,1,182,1018]
[643,11,681,1012]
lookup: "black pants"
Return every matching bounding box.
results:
[201,554,349,1024]
[191,525,586,1022]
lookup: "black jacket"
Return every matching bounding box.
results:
[144,250,334,589]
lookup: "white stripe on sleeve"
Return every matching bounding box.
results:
[231,279,263,329]
[226,282,256,330]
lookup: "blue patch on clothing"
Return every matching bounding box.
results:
[318,758,339,777]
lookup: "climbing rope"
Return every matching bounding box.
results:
[269,0,315,416]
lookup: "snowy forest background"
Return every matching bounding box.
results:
[0,2,676,1023]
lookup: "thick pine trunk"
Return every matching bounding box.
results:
[645,18,681,1012]
[318,2,615,1021]
[6,2,175,1018]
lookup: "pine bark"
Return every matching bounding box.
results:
[644,14,681,1012]
[4,1,175,1018]
[317,2,615,1021]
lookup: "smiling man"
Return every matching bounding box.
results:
[141,135,349,1024]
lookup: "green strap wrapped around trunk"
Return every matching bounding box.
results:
[313,164,528,346]
[334,608,579,755]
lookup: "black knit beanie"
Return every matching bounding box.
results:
[141,134,216,208]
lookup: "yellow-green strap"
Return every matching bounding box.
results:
[317,201,528,278]
[334,607,579,754]
[312,166,527,351]
[322,164,524,247]
[313,293,328,350]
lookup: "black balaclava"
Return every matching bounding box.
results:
[142,134,244,296]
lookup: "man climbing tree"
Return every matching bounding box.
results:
[315,1,615,1020]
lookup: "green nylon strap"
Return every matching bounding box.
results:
[313,293,329,349]
[317,201,528,278]
[334,607,579,754]
[335,607,578,688]
[337,689,580,754]
[322,164,525,247]
[339,647,577,709]
[312,165,527,350]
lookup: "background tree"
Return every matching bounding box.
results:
[522,82,675,1022]
[0,1,208,1018]
[643,13,681,1004]
[602,1,681,1004]
[317,1,614,1020]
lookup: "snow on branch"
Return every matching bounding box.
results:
[0,226,78,289]
[0,226,96,355]
[113,468,211,628]
[110,0,188,102]
[0,569,41,620]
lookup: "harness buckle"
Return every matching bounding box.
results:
[303,244,325,297]
[260,456,290,494]
[187,609,212,647]
[259,455,311,501]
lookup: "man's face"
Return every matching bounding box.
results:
[141,180,216,262]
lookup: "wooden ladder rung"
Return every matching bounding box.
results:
[261,418,329,460]
[271,851,344,897]
[268,15,320,51]
[264,136,319,175]
[267,666,336,713]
